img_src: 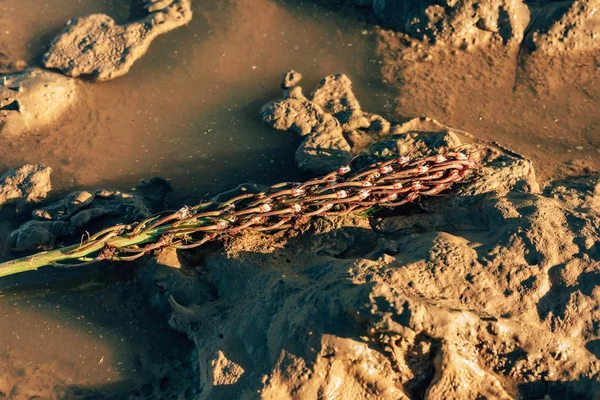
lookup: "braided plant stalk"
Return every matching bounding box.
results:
[0,151,476,278]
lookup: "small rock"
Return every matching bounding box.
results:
[0,164,52,207]
[43,0,192,80]
[0,69,77,136]
[281,70,303,89]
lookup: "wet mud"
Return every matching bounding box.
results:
[0,0,599,398]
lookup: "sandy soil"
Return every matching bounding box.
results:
[153,72,598,399]
[0,0,599,399]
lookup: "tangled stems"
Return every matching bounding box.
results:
[0,151,477,278]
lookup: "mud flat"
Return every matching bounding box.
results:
[0,0,599,398]
[0,1,385,397]
[3,72,597,398]
[131,73,599,399]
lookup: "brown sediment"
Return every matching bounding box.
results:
[0,0,599,398]
[0,69,78,137]
[372,0,600,183]
[43,0,193,81]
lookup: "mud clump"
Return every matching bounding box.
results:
[8,177,172,251]
[261,72,392,174]
[0,164,52,208]
[0,69,77,137]
[43,0,192,81]
[369,0,530,46]
[260,75,352,174]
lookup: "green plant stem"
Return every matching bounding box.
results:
[0,224,192,278]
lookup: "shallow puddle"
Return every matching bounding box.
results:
[0,0,392,397]
[0,269,197,399]
[0,0,392,197]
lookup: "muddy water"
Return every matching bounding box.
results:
[377,33,600,183]
[0,0,391,397]
[0,0,390,196]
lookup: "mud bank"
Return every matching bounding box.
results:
[141,128,600,399]
[362,0,600,183]
[0,0,598,397]
[127,74,599,398]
